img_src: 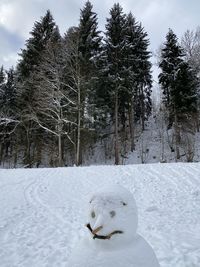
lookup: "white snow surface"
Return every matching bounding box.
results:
[0,163,200,267]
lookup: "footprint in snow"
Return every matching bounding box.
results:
[145,206,158,212]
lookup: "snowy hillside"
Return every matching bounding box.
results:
[0,163,200,266]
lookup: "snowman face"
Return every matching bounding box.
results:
[86,189,138,242]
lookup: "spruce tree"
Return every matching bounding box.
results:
[0,66,5,87]
[173,61,198,115]
[159,29,184,109]
[0,66,5,106]
[78,0,102,109]
[78,1,101,72]
[158,29,197,123]
[159,29,198,159]
[17,10,57,80]
[132,21,152,130]
[16,10,58,109]
[76,1,102,165]
[0,67,18,163]
[104,3,126,164]
[16,10,59,166]
[122,13,139,150]
[3,67,17,115]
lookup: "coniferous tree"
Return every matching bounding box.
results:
[16,10,59,166]
[0,66,5,86]
[123,13,152,148]
[17,10,57,79]
[0,67,17,119]
[159,29,197,124]
[78,1,102,72]
[104,3,126,165]
[0,67,19,164]
[0,66,5,107]
[159,29,198,159]
[158,30,183,109]
[172,61,198,115]
[17,10,58,104]
[135,23,152,129]
[76,1,102,165]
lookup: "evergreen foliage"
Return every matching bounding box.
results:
[124,13,152,126]
[159,29,198,123]
[0,66,5,106]
[16,10,58,107]
[2,68,17,115]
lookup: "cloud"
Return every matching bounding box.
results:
[0,0,200,69]
[0,26,23,68]
[0,0,47,38]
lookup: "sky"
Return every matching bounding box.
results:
[0,0,200,73]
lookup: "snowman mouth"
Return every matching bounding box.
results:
[86,223,123,240]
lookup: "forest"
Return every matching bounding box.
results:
[0,1,200,167]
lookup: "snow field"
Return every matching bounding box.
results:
[0,163,200,266]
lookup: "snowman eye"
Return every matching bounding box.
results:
[110,210,116,218]
[91,211,95,218]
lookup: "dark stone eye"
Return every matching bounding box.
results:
[91,211,95,218]
[122,202,127,206]
[110,210,116,218]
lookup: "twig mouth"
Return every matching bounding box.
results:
[86,223,123,240]
[92,225,103,235]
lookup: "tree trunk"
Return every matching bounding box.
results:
[14,140,18,168]
[58,133,62,167]
[129,97,135,151]
[115,88,120,165]
[141,86,145,131]
[174,113,180,160]
[76,77,81,166]
[24,125,31,166]
[195,111,200,132]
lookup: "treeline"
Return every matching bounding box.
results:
[0,1,199,167]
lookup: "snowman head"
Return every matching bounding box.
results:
[86,185,138,245]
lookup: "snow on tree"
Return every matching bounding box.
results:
[73,1,102,165]
[15,10,59,166]
[159,29,198,160]
[103,3,126,165]
[30,27,77,167]
[181,27,200,76]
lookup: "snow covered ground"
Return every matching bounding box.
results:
[0,163,200,266]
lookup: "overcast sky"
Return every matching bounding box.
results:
[0,0,200,70]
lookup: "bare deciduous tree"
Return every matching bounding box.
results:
[32,39,77,166]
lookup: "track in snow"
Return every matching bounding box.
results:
[0,163,200,267]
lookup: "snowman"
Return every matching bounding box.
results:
[68,185,160,267]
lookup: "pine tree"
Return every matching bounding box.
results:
[15,10,59,166]
[17,10,57,80]
[122,12,139,150]
[0,67,18,164]
[104,3,126,165]
[159,29,184,108]
[159,29,198,159]
[78,1,101,72]
[132,21,152,130]
[3,67,17,115]
[173,61,198,115]
[0,66,5,107]
[75,1,102,165]
[0,66,5,86]
[158,29,197,123]
[17,10,58,104]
